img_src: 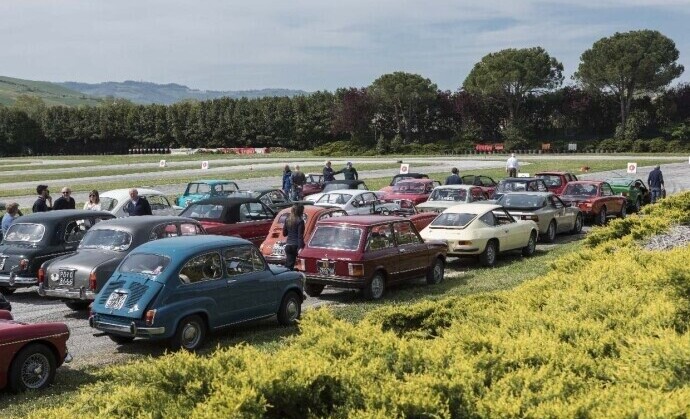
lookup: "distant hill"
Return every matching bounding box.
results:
[0,76,103,107]
[59,80,309,105]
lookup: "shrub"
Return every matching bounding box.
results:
[632,139,649,153]
[648,137,668,153]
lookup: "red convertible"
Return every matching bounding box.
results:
[559,181,627,225]
[381,179,441,205]
[179,197,276,246]
[0,310,71,392]
[535,171,579,195]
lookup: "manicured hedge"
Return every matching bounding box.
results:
[33,193,690,418]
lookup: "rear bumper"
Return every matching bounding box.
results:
[0,274,38,288]
[305,274,366,288]
[264,255,286,264]
[90,316,166,337]
[38,284,95,301]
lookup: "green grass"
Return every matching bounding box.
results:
[0,76,103,107]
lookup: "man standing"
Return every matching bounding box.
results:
[323,161,340,182]
[32,185,52,213]
[506,153,519,177]
[647,165,665,203]
[53,187,76,210]
[123,188,153,216]
[291,165,307,200]
[341,162,359,180]
[282,164,293,197]
[445,168,462,185]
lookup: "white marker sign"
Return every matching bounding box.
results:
[201,161,209,170]
[626,162,637,174]
[517,173,530,178]
[399,163,409,174]
[159,159,166,168]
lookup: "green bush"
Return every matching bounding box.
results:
[632,139,649,152]
[648,137,668,153]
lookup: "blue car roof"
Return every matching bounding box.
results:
[189,180,237,185]
[129,236,252,264]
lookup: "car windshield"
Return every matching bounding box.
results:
[323,183,355,193]
[497,180,535,193]
[430,212,477,228]
[428,188,467,202]
[498,194,546,210]
[316,193,352,205]
[309,226,362,250]
[606,179,632,186]
[3,223,45,242]
[100,197,118,212]
[119,253,171,278]
[537,175,562,187]
[181,203,225,220]
[79,229,133,251]
[392,183,426,194]
[563,184,598,196]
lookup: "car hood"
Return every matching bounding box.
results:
[0,321,69,345]
[268,264,291,275]
[560,195,594,202]
[92,273,164,319]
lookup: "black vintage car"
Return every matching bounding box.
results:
[38,215,205,310]
[0,210,115,295]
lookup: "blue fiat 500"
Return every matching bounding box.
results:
[89,235,304,350]
[176,180,240,207]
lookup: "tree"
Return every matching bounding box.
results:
[575,30,684,130]
[463,47,563,122]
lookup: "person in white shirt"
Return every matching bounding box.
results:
[506,153,519,177]
[83,190,102,211]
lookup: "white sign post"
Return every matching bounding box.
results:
[201,161,209,170]
[626,162,637,174]
[517,173,530,178]
[399,163,409,174]
[159,159,166,168]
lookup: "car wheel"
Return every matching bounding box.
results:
[277,291,302,326]
[304,283,324,297]
[108,334,135,345]
[522,231,537,257]
[542,220,556,243]
[65,301,90,311]
[634,197,641,212]
[0,287,16,295]
[426,258,445,285]
[597,207,607,225]
[619,204,627,219]
[479,241,497,267]
[570,214,583,234]
[364,273,386,300]
[8,343,56,392]
[170,315,206,351]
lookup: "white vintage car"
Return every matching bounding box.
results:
[416,185,488,214]
[313,189,400,215]
[100,188,183,217]
[419,203,538,267]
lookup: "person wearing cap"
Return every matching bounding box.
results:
[53,187,76,210]
[32,184,52,213]
[506,153,519,178]
[647,165,665,204]
[341,162,359,180]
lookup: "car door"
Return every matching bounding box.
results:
[350,193,369,215]
[176,251,231,327]
[363,224,400,281]
[547,195,569,233]
[469,187,485,203]
[477,211,511,250]
[600,183,621,213]
[238,203,274,245]
[223,245,275,320]
[492,209,523,250]
[392,221,428,280]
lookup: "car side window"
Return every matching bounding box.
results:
[178,252,222,284]
[393,221,422,245]
[239,203,272,221]
[146,195,169,210]
[481,176,496,186]
[601,184,613,196]
[149,223,179,241]
[493,209,515,225]
[362,192,377,204]
[550,196,564,209]
[180,223,204,236]
[479,212,496,227]
[270,190,288,203]
[64,219,89,243]
[224,245,264,276]
[537,182,548,192]
[357,183,367,190]
[366,224,395,251]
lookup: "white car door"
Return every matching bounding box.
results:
[349,193,369,215]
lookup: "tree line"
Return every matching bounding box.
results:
[0,29,687,156]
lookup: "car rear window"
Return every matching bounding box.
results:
[392,183,426,194]
[428,188,467,202]
[4,223,45,242]
[317,193,352,205]
[430,213,477,228]
[309,226,362,251]
[537,175,563,187]
[119,253,171,278]
[498,194,546,210]
[182,203,224,220]
[563,184,598,196]
[79,229,133,251]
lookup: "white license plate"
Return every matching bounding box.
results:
[104,292,127,309]
[58,270,75,286]
[272,243,285,256]
[317,260,335,276]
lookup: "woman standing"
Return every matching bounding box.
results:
[83,190,102,210]
[282,204,305,270]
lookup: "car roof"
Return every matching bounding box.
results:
[444,203,502,213]
[393,173,427,178]
[90,216,200,231]
[101,188,165,199]
[324,179,365,185]
[189,196,262,206]
[275,205,340,216]
[130,235,251,261]
[500,191,553,197]
[16,210,114,222]
[432,184,475,190]
[317,215,405,226]
[189,180,238,184]
[535,171,571,175]
[320,189,373,196]
[500,177,542,182]
[567,180,605,185]
[396,179,434,184]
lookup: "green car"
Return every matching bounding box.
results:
[605,178,650,212]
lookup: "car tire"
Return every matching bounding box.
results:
[543,220,556,243]
[570,214,583,234]
[277,291,301,326]
[363,272,386,300]
[65,301,90,311]
[479,240,497,267]
[426,258,445,285]
[634,197,641,212]
[108,334,135,345]
[522,231,537,257]
[619,204,627,219]
[170,315,207,351]
[8,343,56,392]
[0,287,16,295]
[304,283,324,297]
[596,207,607,226]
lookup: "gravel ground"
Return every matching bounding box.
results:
[643,224,690,251]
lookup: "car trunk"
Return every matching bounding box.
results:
[94,273,164,320]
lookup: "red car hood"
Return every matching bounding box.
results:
[0,320,69,345]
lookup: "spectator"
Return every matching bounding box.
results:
[291,165,307,200]
[445,167,462,185]
[53,187,76,210]
[123,188,152,216]
[506,153,519,177]
[84,190,102,210]
[647,165,665,204]
[1,203,20,236]
[282,204,305,270]
[32,184,52,213]
[282,165,293,197]
[323,161,341,182]
[341,162,359,180]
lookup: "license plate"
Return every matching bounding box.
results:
[272,243,285,256]
[317,260,335,276]
[104,292,127,310]
[0,258,5,271]
[58,270,75,286]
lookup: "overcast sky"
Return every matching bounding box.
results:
[1,0,688,91]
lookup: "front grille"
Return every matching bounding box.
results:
[124,282,148,308]
[97,280,125,304]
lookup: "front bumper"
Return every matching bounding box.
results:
[305,274,366,289]
[90,316,165,337]
[0,273,38,288]
[38,284,96,301]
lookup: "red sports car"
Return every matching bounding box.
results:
[0,310,71,392]
[381,179,441,205]
[559,181,627,225]
[535,171,579,195]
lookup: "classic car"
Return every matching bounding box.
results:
[259,206,347,264]
[419,203,538,267]
[179,197,276,246]
[379,173,429,194]
[313,190,400,215]
[296,216,447,300]
[175,180,241,207]
[301,173,325,197]
[304,179,369,202]
[493,177,549,200]
[380,179,442,205]
[38,216,206,310]
[0,310,71,392]
[89,236,304,350]
[0,294,10,311]
[0,210,115,295]
[604,177,650,212]
[101,188,183,217]
[494,192,583,242]
[559,181,628,225]
[416,185,488,213]
[374,199,438,232]
[235,188,303,212]
[460,175,498,198]
[535,171,579,195]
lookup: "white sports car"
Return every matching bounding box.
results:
[419,203,538,267]
[313,189,400,215]
[100,188,183,217]
[416,185,488,213]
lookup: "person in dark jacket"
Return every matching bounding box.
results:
[291,165,307,200]
[53,187,76,210]
[282,165,293,196]
[32,184,52,213]
[323,161,341,182]
[647,165,665,203]
[445,168,462,185]
[282,204,305,270]
[341,162,359,180]
[123,188,153,216]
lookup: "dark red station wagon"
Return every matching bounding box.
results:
[296,216,447,300]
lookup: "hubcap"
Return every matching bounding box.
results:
[181,322,201,349]
[487,245,496,264]
[434,262,443,281]
[22,353,50,389]
[600,210,606,224]
[285,299,299,321]
[576,216,582,232]
[371,276,384,298]
[548,223,555,240]
[530,235,536,251]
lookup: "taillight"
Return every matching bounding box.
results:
[348,263,364,277]
[89,271,97,291]
[19,259,28,271]
[38,268,45,284]
[145,309,156,326]
[295,258,306,271]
